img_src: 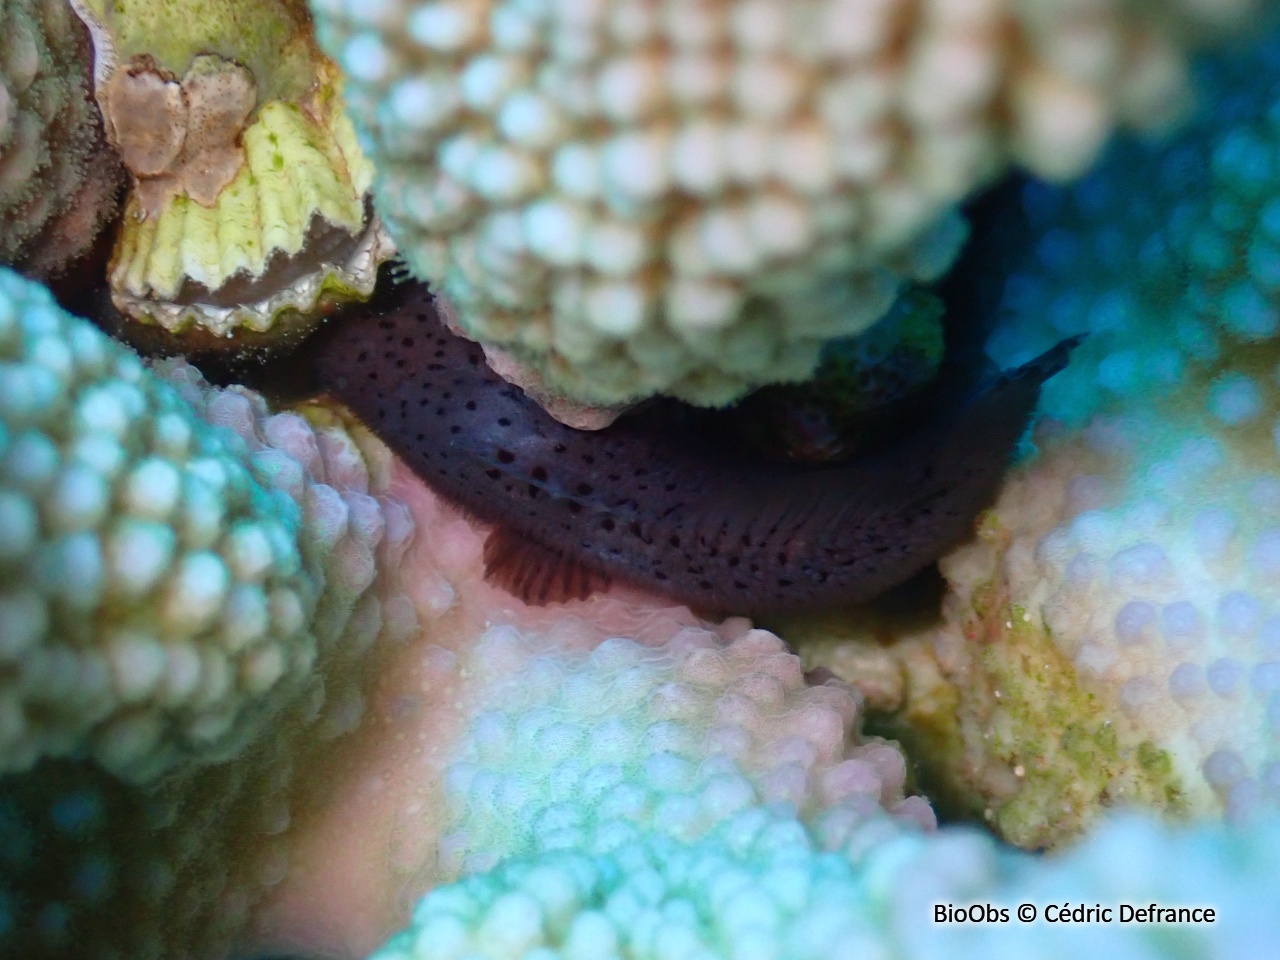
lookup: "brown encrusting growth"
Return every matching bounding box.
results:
[102,53,257,217]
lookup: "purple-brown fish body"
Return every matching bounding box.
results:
[314,282,1077,617]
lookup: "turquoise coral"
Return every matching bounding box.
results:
[0,266,417,783]
[377,814,1280,960]
[969,26,1280,830]
[987,35,1280,421]
[0,265,421,959]
[1,263,1280,953]
[357,617,1280,960]
[419,623,929,881]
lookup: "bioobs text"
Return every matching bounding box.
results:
[933,902,1218,924]
[934,904,1009,923]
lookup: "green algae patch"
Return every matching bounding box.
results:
[784,535,1189,851]
[81,0,319,104]
[961,589,1188,848]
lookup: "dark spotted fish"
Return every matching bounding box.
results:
[313,282,1078,617]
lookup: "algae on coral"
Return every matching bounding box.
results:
[787,516,1189,850]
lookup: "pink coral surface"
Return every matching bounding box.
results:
[236,459,922,959]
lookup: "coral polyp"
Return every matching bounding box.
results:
[373,813,1280,960]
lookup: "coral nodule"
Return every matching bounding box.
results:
[796,28,1280,849]
[0,265,417,784]
[10,2,1280,957]
[311,0,1261,406]
[73,0,394,344]
[0,0,123,277]
[1,267,1280,958]
[371,812,1280,960]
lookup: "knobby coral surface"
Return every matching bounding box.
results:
[796,28,1280,849]
[0,263,428,958]
[0,265,419,784]
[195,468,1280,960]
[1,271,1279,960]
[9,1,1280,951]
[0,264,930,958]
[310,0,1266,406]
[0,0,122,276]
[370,813,1280,960]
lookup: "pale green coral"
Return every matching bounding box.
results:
[0,267,416,782]
[0,267,425,959]
[967,591,1186,847]
[0,0,122,275]
[310,0,1266,405]
[369,602,1280,957]
[789,586,1189,850]
[792,348,1280,850]
[398,620,932,896]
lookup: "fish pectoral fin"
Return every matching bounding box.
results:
[482,526,613,606]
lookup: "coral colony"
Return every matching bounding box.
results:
[5,1,1280,959]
